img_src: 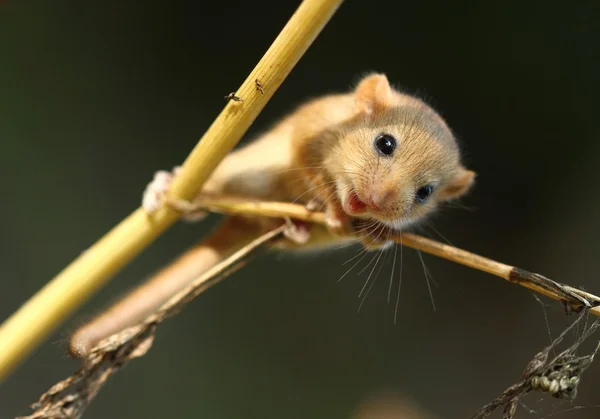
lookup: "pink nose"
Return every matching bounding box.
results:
[367,189,396,211]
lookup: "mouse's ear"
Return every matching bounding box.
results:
[354,73,393,115]
[438,167,476,201]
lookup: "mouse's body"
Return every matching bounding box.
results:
[70,73,475,357]
[147,73,474,245]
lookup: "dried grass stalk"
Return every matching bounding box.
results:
[18,225,286,419]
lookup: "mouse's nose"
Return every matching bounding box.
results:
[368,189,396,211]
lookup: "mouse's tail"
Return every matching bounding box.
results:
[68,216,265,358]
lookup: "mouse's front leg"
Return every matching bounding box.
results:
[323,199,355,237]
[301,170,355,238]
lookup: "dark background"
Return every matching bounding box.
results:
[1,1,600,418]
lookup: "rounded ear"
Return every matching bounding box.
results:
[438,167,476,201]
[354,73,393,115]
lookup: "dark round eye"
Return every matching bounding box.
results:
[415,184,434,203]
[374,134,397,156]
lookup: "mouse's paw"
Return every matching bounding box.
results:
[141,166,206,222]
[283,219,311,245]
[142,167,179,213]
[304,198,320,212]
[264,218,311,248]
[324,203,354,237]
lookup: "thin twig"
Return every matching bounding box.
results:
[169,194,600,316]
[18,225,287,419]
[19,196,600,418]
[0,0,345,383]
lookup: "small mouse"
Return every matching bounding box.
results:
[69,73,475,357]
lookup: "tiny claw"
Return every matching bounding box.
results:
[141,165,206,222]
[142,169,177,213]
[325,214,342,232]
[283,221,311,245]
[305,199,320,212]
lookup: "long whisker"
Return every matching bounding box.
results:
[356,243,383,277]
[291,180,338,204]
[269,165,327,175]
[355,224,387,276]
[308,182,354,212]
[314,186,345,210]
[427,225,455,247]
[337,247,372,283]
[350,220,380,236]
[355,223,387,277]
[357,247,386,313]
[333,229,379,252]
[336,223,381,282]
[358,227,392,312]
[387,237,398,304]
[394,234,404,324]
[336,222,378,254]
[271,165,365,179]
[411,227,436,312]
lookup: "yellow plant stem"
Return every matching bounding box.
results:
[0,0,344,384]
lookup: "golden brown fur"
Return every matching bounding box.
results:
[69,73,475,357]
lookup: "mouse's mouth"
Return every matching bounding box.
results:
[343,188,399,222]
[345,190,368,215]
[348,191,368,213]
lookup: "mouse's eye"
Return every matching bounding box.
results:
[374,134,397,156]
[415,184,434,203]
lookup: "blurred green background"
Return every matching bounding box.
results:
[1,1,600,418]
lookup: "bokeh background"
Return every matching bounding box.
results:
[1,1,600,418]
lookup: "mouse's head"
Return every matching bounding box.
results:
[326,73,476,230]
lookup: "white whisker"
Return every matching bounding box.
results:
[394,234,404,324]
